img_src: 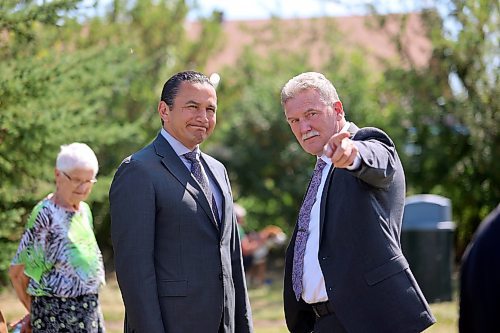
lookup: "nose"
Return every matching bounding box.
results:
[195,108,210,122]
[298,119,311,133]
[76,181,92,190]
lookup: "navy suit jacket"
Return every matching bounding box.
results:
[459,204,500,333]
[110,133,253,333]
[283,125,435,333]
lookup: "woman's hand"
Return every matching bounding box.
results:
[20,314,31,333]
[9,314,31,333]
[8,265,32,313]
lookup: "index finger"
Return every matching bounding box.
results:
[331,131,351,145]
[324,131,351,157]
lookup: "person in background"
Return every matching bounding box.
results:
[110,71,253,332]
[235,204,287,286]
[0,309,7,333]
[280,72,435,333]
[459,204,500,333]
[234,204,259,271]
[9,143,105,333]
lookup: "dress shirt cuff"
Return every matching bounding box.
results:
[347,153,361,170]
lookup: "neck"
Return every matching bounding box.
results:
[51,192,79,211]
[339,119,348,130]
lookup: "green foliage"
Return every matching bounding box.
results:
[0,25,144,289]
[2,0,495,292]
[212,58,312,232]
[208,18,381,235]
[0,0,223,288]
[368,0,499,256]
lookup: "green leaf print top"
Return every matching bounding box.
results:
[12,196,105,297]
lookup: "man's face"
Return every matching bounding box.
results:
[160,81,217,150]
[284,88,343,156]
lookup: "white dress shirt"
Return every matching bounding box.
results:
[301,122,360,303]
[160,128,222,220]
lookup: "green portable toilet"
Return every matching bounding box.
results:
[401,194,455,303]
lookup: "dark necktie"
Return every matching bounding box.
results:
[292,158,328,300]
[183,151,221,227]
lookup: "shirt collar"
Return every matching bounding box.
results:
[160,128,199,157]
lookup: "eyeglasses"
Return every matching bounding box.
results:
[61,171,97,186]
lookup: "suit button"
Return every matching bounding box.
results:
[219,273,223,280]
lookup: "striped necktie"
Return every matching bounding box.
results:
[183,151,221,228]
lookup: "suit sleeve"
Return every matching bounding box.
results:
[349,127,398,190]
[225,171,253,333]
[109,158,165,332]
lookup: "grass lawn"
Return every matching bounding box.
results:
[0,275,457,332]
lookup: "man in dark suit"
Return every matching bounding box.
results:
[280,72,435,333]
[110,71,253,333]
[459,204,500,333]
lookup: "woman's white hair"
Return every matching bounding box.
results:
[56,142,99,176]
[280,72,340,108]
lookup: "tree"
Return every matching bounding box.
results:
[363,0,499,256]
[0,0,148,287]
[0,0,224,287]
[208,17,383,234]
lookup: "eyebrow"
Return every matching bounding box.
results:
[305,107,319,113]
[184,100,199,106]
[185,100,216,106]
[287,107,318,119]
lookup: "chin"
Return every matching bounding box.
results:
[302,144,322,156]
[74,194,89,201]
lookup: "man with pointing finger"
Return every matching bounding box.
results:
[280,72,435,333]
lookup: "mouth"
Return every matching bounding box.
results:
[302,131,320,142]
[189,124,208,131]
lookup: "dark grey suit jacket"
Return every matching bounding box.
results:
[110,133,253,333]
[283,125,436,333]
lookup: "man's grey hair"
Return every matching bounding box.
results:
[280,72,340,108]
[56,142,99,176]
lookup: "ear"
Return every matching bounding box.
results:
[54,169,61,186]
[158,101,170,123]
[333,101,344,118]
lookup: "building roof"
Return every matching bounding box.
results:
[187,12,432,74]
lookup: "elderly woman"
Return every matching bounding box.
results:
[9,143,105,333]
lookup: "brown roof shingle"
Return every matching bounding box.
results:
[187,12,431,73]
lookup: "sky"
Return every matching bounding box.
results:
[187,0,353,20]
[186,0,431,20]
[81,0,432,21]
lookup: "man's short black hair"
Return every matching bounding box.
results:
[160,71,213,109]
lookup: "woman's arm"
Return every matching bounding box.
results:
[8,264,31,312]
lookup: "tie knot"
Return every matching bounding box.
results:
[183,151,199,163]
[314,158,327,173]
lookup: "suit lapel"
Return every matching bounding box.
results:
[318,122,360,240]
[319,165,334,240]
[153,134,216,228]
